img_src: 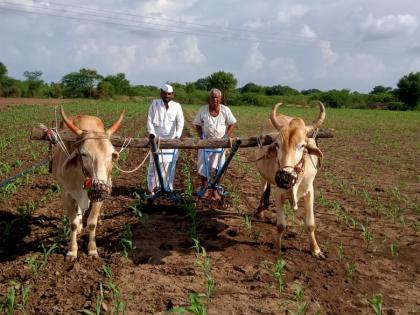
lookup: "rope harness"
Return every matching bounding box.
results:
[275,152,307,189]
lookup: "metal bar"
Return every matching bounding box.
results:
[208,139,242,189]
[149,134,167,193]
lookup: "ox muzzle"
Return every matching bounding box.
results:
[275,169,297,190]
[274,152,306,189]
[84,178,112,202]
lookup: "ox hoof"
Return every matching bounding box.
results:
[88,250,99,258]
[66,252,77,261]
[274,241,282,253]
[312,250,325,259]
[254,209,265,220]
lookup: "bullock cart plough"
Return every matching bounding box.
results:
[31,127,334,204]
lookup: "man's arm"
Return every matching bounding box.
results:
[147,101,156,136]
[176,105,184,138]
[225,124,235,137]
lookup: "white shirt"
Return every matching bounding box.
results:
[147,99,184,139]
[193,105,237,139]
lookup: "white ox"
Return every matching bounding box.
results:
[52,107,124,258]
[255,102,325,258]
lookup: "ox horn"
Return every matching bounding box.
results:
[306,101,326,133]
[60,106,83,136]
[270,102,285,131]
[106,111,125,136]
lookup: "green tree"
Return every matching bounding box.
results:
[395,72,420,110]
[318,89,351,108]
[0,62,7,78]
[23,70,44,97]
[183,82,196,104]
[0,62,8,96]
[102,73,130,95]
[266,84,299,96]
[240,82,264,94]
[207,71,237,104]
[194,77,211,90]
[370,85,392,94]
[62,68,102,98]
[301,88,322,95]
[97,80,114,98]
[47,82,63,98]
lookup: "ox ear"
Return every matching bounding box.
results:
[62,150,79,171]
[306,142,323,158]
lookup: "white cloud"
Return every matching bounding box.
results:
[299,24,317,40]
[73,39,137,74]
[145,38,176,66]
[242,42,300,83]
[1,0,420,91]
[277,4,309,24]
[106,45,137,74]
[135,0,197,16]
[319,40,337,64]
[0,0,50,11]
[244,18,264,30]
[243,42,265,72]
[74,41,99,62]
[36,0,50,8]
[183,36,206,65]
[361,13,418,40]
[317,53,386,81]
[269,57,301,82]
[413,57,420,69]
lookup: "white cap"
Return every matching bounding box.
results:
[161,84,174,93]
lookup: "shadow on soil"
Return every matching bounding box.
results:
[0,210,35,262]
[125,199,272,266]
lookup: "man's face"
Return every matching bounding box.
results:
[209,93,221,107]
[161,91,174,103]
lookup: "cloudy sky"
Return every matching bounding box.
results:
[1,0,420,92]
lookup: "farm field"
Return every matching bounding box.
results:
[0,98,419,314]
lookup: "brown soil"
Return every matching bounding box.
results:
[0,97,72,107]
[0,106,418,315]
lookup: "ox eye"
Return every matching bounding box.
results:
[80,152,87,157]
[298,144,305,150]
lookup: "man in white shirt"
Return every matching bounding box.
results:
[193,88,237,199]
[147,84,184,195]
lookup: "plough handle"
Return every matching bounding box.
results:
[208,139,242,189]
[149,134,167,192]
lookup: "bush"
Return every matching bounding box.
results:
[317,89,351,108]
[131,85,159,97]
[8,85,22,97]
[387,101,408,111]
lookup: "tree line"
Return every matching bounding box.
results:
[0,61,419,110]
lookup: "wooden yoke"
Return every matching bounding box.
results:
[31,127,334,149]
